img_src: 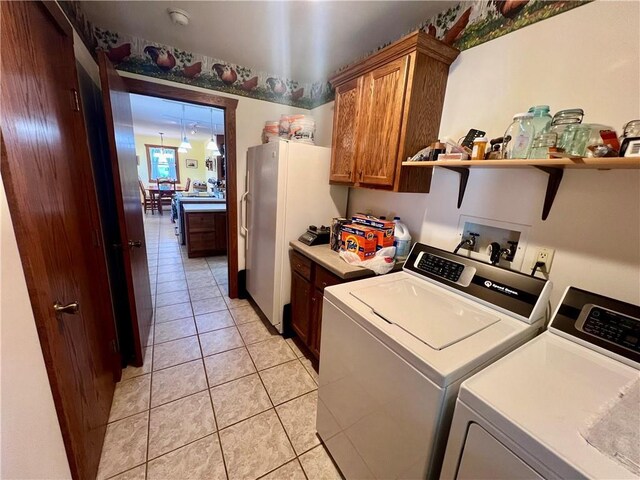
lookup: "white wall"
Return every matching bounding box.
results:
[0,181,72,479]
[311,101,335,148]
[348,1,640,308]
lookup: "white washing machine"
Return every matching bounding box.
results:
[440,286,640,480]
[315,243,552,479]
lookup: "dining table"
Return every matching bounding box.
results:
[145,184,186,215]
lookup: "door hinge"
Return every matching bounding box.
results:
[71,89,80,112]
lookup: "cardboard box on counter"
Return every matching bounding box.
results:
[351,214,394,250]
[340,223,377,260]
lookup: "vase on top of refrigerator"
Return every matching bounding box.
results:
[242,139,348,333]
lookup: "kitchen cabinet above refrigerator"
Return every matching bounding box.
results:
[329,31,459,193]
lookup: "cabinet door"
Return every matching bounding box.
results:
[214,212,227,253]
[291,271,311,344]
[357,57,409,187]
[309,289,323,358]
[330,77,362,184]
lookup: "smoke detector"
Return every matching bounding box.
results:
[167,8,190,26]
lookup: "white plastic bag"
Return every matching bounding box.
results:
[339,247,396,275]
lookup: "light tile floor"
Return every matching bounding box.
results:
[97,214,342,480]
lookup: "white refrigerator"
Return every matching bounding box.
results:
[242,140,348,333]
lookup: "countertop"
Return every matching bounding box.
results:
[178,197,226,203]
[182,204,227,213]
[289,240,403,280]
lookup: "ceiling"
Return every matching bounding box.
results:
[130,93,225,141]
[81,1,456,83]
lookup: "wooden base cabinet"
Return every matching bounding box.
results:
[329,31,459,193]
[185,211,227,257]
[289,250,360,360]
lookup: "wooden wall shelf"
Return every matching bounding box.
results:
[402,157,640,220]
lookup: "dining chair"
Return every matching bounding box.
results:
[138,178,157,214]
[184,177,191,192]
[155,178,177,212]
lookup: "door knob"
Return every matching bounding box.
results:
[53,301,80,314]
[128,240,142,248]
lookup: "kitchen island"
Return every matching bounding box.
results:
[183,203,227,258]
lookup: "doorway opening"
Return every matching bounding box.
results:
[124,77,240,300]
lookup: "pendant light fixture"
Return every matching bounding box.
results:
[178,119,188,153]
[155,132,170,160]
[179,105,192,150]
[206,107,221,155]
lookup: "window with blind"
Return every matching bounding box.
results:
[145,144,180,181]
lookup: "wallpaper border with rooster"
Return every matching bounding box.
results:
[416,0,591,52]
[93,29,332,110]
[338,0,591,74]
[60,0,590,110]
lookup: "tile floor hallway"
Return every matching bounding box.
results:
[96,213,342,480]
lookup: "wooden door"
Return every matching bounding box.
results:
[0,3,119,478]
[329,77,362,184]
[357,57,409,187]
[290,272,311,344]
[98,52,153,364]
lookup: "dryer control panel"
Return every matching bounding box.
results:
[577,305,639,353]
[551,287,640,366]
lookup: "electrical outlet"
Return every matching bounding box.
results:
[532,247,555,271]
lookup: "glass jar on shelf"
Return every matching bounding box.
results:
[529,133,558,159]
[503,113,535,159]
[548,108,584,152]
[562,124,592,156]
[530,105,552,138]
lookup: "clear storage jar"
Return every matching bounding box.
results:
[548,109,584,151]
[503,113,535,159]
[560,124,592,156]
[530,105,552,138]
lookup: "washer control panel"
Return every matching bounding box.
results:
[417,253,464,282]
[577,305,639,353]
[414,252,476,287]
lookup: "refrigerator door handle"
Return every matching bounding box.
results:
[240,190,249,237]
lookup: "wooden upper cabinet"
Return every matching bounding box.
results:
[357,57,408,187]
[329,31,459,193]
[330,77,361,183]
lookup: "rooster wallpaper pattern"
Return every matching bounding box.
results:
[61,1,589,109]
[93,28,331,109]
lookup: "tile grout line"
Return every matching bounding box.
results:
[146,217,165,479]
[236,315,308,478]
[145,218,161,480]
[184,241,231,480]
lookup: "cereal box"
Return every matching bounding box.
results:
[340,223,377,260]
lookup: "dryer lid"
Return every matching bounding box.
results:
[351,278,499,350]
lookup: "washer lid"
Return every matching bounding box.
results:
[351,278,499,350]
